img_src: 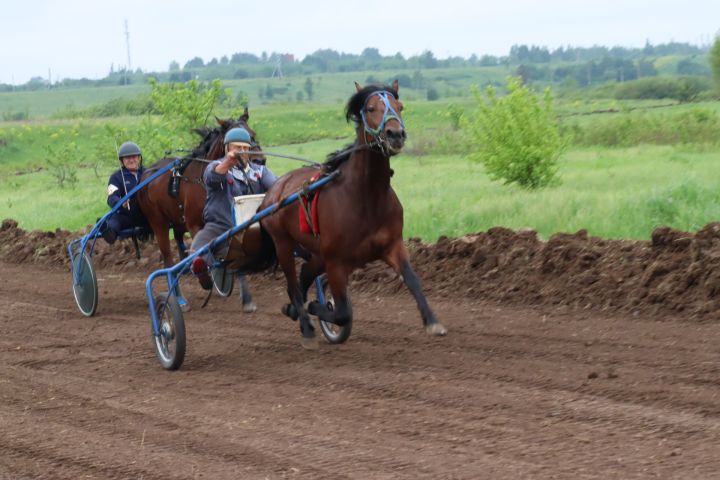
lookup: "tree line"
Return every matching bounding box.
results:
[0,41,710,92]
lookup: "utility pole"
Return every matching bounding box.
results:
[124,19,132,85]
[271,56,283,79]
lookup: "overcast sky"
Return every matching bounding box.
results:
[1,0,718,84]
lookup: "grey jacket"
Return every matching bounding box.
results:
[201,158,277,230]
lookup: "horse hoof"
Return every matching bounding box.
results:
[179,302,191,313]
[300,336,319,351]
[281,303,298,320]
[307,300,321,316]
[242,302,257,314]
[426,323,447,336]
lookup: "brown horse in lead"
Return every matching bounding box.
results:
[259,81,447,349]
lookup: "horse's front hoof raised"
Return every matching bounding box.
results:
[300,336,319,350]
[426,323,447,336]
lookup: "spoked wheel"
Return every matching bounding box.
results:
[71,250,98,317]
[211,264,234,297]
[153,293,186,370]
[316,276,352,344]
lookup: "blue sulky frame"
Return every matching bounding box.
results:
[67,159,182,316]
[145,170,340,370]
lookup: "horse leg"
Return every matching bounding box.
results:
[301,255,335,320]
[237,273,257,313]
[299,254,325,303]
[384,241,447,336]
[323,260,352,327]
[173,227,188,259]
[276,238,317,350]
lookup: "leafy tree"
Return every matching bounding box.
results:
[463,76,565,189]
[148,78,223,150]
[711,37,720,92]
[361,47,382,60]
[304,77,314,100]
[183,57,204,69]
[418,50,438,68]
[230,52,260,64]
[236,90,249,107]
[168,60,180,71]
[426,87,439,101]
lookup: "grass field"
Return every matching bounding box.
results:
[2,78,720,241]
[2,139,719,241]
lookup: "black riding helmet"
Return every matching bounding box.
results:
[118,141,142,164]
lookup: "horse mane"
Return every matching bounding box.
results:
[190,127,218,158]
[345,84,399,125]
[323,143,356,172]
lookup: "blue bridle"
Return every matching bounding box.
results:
[360,91,405,139]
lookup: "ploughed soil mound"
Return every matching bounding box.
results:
[3,218,720,320]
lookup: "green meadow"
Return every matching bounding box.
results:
[1,72,720,241]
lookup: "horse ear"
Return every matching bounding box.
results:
[392,79,399,92]
[240,106,249,122]
[215,116,225,127]
[354,81,363,92]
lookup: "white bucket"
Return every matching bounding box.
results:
[234,194,266,227]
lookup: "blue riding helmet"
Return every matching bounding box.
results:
[118,141,142,160]
[224,127,252,145]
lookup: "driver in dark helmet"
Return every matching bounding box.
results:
[101,141,148,244]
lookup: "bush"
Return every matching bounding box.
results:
[2,109,29,121]
[614,76,711,102]
[569,107,720,147]
[463,76,565,189]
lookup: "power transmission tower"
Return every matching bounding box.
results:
[124,19,132,85]
[271,56,283,79]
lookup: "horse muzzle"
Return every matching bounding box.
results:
[383,127,406,155]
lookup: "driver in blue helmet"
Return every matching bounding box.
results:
[102,141,148,244]
[190,127,277,290]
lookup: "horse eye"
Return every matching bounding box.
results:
[367,106,375,113]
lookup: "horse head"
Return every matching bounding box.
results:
[203,108,265,163]
[348,80,406,156]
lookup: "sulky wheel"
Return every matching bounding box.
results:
[152,293,186,370]
[211,264,234,297]
[71,251,98,317]
[316,275,352,344]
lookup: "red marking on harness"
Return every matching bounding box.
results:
[299,173,322,235]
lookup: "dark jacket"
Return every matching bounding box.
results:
[202,159,277,230]
[107,166,145,219]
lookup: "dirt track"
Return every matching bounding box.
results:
[3,260,720,479]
